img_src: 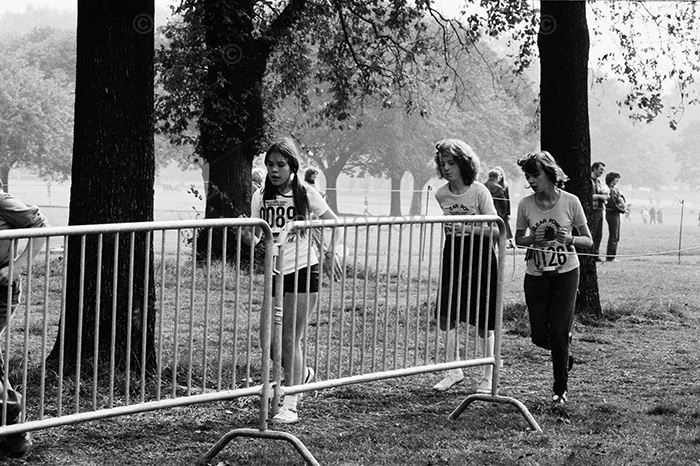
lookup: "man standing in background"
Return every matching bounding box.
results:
[589,162,609,262]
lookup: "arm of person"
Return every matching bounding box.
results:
[469,220,500,239]
[554,224,593,249]
[238,215,262,247]
[468,186,500,238]
[318,209,343,281]
[514,227,543,248]
[0,221,50,286]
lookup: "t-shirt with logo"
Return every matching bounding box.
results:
[516,190,587,276]
[251,186,330,275]
[434,182,496,235]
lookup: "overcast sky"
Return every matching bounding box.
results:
[0,0,174,14]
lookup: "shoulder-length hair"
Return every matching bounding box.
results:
[517,151,569,188]
[434,139,480,184]
[262,137,310,221]
[489,166,508,188]
[605,171,620,186]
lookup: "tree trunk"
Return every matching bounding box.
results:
[197,0,270,260]
[538,1,602,317]
[322,165,343,214]
[389,172,403,217]
[0,164,9,192]
[409,173,431,216]
[49,0,157,373]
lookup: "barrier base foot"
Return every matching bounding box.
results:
[449,394,542,433]
[201,428,319,466]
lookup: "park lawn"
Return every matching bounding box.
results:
[5,221,700,465]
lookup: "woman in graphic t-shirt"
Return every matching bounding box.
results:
[241,137,342,424]
[515,151,593,409]
[431,139,499,395]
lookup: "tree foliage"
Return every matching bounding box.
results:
[589,1,700,129]
[669,118,700,189]
[0,31,74,190]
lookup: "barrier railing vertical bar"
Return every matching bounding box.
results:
[258,225,275,430]
[109,233,120,408]
[40,238,52,419]
[140,231,152,402]
[75,235,87,413]
[20,240,34,421]
[348,224,359,375]
[392,223,402,369]
[382,225,391,372]
[92,234,104,410]
[171,229,181,398]
[231,229,240,389]
[186,230,197,396]
[1,240,16,425]
[216,228,226,391]
[56,235,69,416]
[371,225,381,373]
[200,228,212,394]
[243,230,254,388]
[474,222,485,360]
[492,218,507,395]
[360,224,371,373]
[124,231,136,406]
[156,229,167,401]
[405,223,415,367]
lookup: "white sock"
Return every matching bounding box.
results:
[282,395,298,411]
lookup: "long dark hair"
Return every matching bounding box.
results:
[262,137,310,222]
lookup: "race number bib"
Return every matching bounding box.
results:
[259,200,296,239]
[528,241,569,272]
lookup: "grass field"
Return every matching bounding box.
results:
[3,220,700,465]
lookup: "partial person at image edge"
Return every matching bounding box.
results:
[0,187,49,458]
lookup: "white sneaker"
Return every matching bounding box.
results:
[272,405,299,424]
[432,370,464,391]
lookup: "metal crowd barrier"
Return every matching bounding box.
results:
[206,215,541,465]
[0,219,279,450]
[0,216,540,464]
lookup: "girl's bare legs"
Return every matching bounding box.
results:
[433,323,464,391]
[273,290,317,423]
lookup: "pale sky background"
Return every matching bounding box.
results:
[0,0,174,13]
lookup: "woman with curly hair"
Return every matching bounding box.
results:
[431,139,499,394]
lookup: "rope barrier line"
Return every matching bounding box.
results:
[513,244,700,259]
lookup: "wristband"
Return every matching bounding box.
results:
[571,237,576,247]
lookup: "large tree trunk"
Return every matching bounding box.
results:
[50,0,157,373]
[409,173,431,216]
[538,1,601,317]
[322,164,343,214]
[197,0,270,260]
[389,172,403,217]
